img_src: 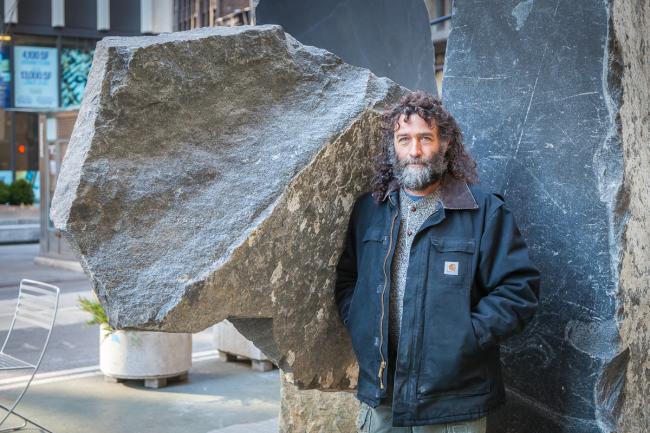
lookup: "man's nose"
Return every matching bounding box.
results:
[408,139,423,158]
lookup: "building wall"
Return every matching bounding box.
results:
[1,0,144,37]
[175,0,250,31]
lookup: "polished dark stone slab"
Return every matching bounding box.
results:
[442,1,624,432]
[255,0,437,94]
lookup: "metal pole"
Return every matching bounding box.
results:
[9,41,15,182]
[56,33,62,108]
[9,111,15,183]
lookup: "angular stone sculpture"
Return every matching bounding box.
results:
[51,25,406,392]
[442,1,649,432]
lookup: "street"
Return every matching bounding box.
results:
[0,243,215,376]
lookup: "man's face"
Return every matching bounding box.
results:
[392,113,448,192]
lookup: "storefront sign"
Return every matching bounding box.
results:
[14,46,59,108]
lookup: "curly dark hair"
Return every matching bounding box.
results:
[372,91,478,203]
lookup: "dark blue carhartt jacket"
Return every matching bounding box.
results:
[334,174,540,427]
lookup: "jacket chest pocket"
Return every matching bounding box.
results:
[350,229,387,326]
[359,228,389,280]
[428,238,476,289]
[362,228,388,247]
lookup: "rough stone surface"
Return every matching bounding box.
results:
[279,372,357,433]
[51,25,406,392]
[442,1,649,432]
[612,1,650,432]
[255,0,437,94]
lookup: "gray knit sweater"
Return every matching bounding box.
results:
[386,187,442,399]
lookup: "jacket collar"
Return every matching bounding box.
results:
[384,173,478,210]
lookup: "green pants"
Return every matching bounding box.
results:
[356,401,487,433]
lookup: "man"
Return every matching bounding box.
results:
[334,91,540,432]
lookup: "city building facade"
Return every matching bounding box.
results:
[174,0,250,31]
[0,0,173,195]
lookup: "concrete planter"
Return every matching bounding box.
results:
[100,324,192,387]
[212,320,275,371]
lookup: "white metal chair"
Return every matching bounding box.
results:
[0,279,60,432]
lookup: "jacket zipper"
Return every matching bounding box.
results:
[378,204,398,390]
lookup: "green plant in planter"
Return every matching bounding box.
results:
[77,296,114,334]
[0,181,9,204]
[9,179,34,205]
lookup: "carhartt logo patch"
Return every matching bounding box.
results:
[444,261,459,275]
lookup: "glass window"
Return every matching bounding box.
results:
[61,47,94,108]
[14,112,38,172]
[0,110,11,182]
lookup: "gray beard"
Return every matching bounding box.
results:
[390,149,447,192]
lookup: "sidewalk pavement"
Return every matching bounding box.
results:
[0,244,281,433]
[0,354,281,433]
[0,243,83,291]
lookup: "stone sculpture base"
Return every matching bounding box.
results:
[279,371,358,433]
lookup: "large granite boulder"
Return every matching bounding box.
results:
[442,1,649,432]
[51,25,406,391]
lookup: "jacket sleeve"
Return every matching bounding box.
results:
[471,201,541,350]
[334,201,359,329]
